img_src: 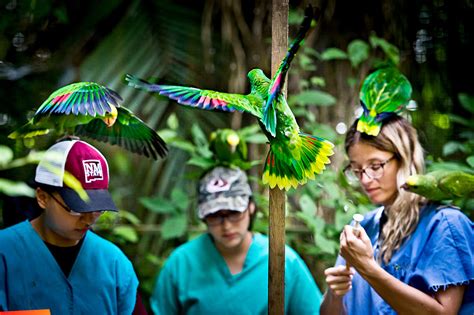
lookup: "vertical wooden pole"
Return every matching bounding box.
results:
[269,0,288,314]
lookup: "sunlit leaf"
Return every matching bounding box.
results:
[467,156,474,168]
[158,129,178,142]
[113,226,138,243]
[167,113,179,130]
[310,76,325,87]
[119,210,141,225]
[0,179,35,197]
[0,145,13,165]
[161,215,187,240]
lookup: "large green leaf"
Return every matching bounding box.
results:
[161,215,188,240]
[139,196,177,214]
[299,194,317,216]
[347,39,370,67]
[369,34,400,65]
[320,48,348,61]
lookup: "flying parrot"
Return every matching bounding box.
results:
[125,5,334,190]
[401,170,474,201]
[8,82,168,160]
[357,67,413,136]
[208,128,252,169]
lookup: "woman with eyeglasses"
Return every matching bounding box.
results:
[150,166,323,314]
[320,116,473,314]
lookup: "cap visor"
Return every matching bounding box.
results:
[198,196,249,219]
[58,188,118,212]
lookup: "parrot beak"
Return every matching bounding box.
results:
[226,133,240,153]
[400,183,408,190]
[102,105,118,127]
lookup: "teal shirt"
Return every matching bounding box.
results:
[0,221,138,314]
[151,233,322,314]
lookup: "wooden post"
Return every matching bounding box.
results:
[269,0,288,314]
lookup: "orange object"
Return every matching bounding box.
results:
[0,311,51,315]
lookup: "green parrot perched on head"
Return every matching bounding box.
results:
[126,5,334,190]
[9,82,168,160]
[357,67,413,136]
[209,128,247,165]
[401,170,474,201]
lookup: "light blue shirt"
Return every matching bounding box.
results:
[0,221,138,314]
[336,204,474,314]
[151,233,322,314]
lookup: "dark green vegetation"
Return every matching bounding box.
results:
[1,0,473,311]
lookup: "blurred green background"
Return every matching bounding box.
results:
[1,0,473,311]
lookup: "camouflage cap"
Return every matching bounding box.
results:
[198,167,252,219]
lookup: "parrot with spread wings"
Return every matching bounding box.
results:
[357,67,413,136]
[401,170,474,201]
[9,82,168,160]
[126,5,334,190]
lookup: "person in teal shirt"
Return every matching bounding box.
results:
[151,166,322,314]
[0,139,139,314]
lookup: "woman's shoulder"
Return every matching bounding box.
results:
[421,203,472,226]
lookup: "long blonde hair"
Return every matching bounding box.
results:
[345,116,426,263]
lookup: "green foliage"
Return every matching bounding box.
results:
[0,145,43,197]
[140,188,190,240]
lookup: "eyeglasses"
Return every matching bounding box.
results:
[343,156,395,183]
[204,210,247,226]
[47,192,104,217]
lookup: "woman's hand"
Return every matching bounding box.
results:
[324,265,354,296]
[339,225,376,274]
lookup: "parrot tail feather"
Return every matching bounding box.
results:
[262,133,334,190]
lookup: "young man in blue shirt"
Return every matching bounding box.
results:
[151,166,322,314]
[0,139,139,314]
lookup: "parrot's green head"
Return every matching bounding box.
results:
[248,69,270,95]
[401,174,437,197]
[226,132,240,151]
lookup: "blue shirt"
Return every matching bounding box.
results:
[0,221,139,314]
[151,233,322,314]
[336,204,474,314]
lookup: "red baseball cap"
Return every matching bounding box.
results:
[35,139,118,212]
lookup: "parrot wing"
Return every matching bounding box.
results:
[74,107,168,160]
[263,5,317,137]
[125,74,263,118]
[35,82,122,117]
[357,67,412,136]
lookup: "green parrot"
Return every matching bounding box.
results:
[208,128,250,169]
[401,170,474,201]
[9,82,167,160]
[357,67,413,136]
[126,6,334,190]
